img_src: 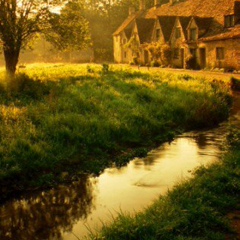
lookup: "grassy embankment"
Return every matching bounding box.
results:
[89,126,240,240]
[0,64,232,200]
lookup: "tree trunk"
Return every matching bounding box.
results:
[3,49,19,76]
[3,48,20,92]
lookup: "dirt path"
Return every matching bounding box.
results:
[128,65,240,81]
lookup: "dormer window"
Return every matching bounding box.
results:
[175,27,181,39]
[122,38,127,44]
[189,28,197,41]
[225,15,235,27]
[156,28,161,41]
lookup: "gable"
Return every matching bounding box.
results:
[113,11,144,36]
[135,18,155,43]
[170,18,184,41]
[158,16,176,41]
[187,18,198,30]
[179,16,192,38]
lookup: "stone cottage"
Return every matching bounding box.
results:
[113,0,240,70]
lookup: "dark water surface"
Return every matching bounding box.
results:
[1,93,240,240]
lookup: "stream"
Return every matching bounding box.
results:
[1,93,240,240]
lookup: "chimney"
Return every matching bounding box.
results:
[139,0,145,10]
[170,0,179,5]
[129,6,135,16]
[154,0,161,9]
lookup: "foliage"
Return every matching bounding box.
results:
[185,54,200,70]
[125,35,140,57]
[0,64,232,199]
[82,0,153,61]
[0,0,53,75]
[102,63,109,74]
[146,42,161,60]
[146,42,171,66]
[46,1,91,52]
[161,43,172,66]
[89,131,240,240]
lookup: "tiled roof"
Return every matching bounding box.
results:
[200,25,240,41]
[158,16,176,41]
[113,0,240,43]
[113,11,144,36]
[124,28,132,39]
[179,16,192,38]
[136,18,155,43]
[194,17,213,31]
[145,0,237,24]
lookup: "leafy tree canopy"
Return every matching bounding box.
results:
[0,0,67,75]
[46,1,91,52]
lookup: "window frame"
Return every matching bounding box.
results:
[175,27,181,39]
[156,28,161,41]
[189,28,197,41]
[224,15,235,28]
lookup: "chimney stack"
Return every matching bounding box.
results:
[139,0,145,10]
[154,0,160,8]
[129,6,135,16]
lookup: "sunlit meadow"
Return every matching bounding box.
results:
[0,64,232,195]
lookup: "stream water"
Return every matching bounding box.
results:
[1,94,240,240]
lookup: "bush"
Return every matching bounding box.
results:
[133,56,139,65]
[185,54,195,69]
[102,63,109,74]
[161,44,172,66]
[150,60,160,67]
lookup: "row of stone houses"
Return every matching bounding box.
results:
[113,0,240,70]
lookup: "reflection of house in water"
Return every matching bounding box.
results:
[113,0,240,71]
[0,176,94,240]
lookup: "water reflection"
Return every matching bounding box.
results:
[0,175,94,240]
[1,93,239,240]
[0,130,226,240]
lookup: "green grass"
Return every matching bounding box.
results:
[89,127,240,240]
[0,64,232,199]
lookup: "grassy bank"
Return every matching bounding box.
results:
[89,126,240,240]
[0,64,232,199]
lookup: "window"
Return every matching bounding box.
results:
[216,47,224,60]
[122,38,127,45]
[173,48,180,59]
[189,28,197,41]
[175,27,181,39]
[124,51,127,59]
[224,15,235,27]
[156,29,161,41]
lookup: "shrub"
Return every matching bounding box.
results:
[185,54,195,69]
[161,44,172,66]
[150,60,160,67]
[102,63,109,74]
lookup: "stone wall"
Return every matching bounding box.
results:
[202,38,240,71]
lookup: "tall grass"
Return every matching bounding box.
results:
[0,64,232,197]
